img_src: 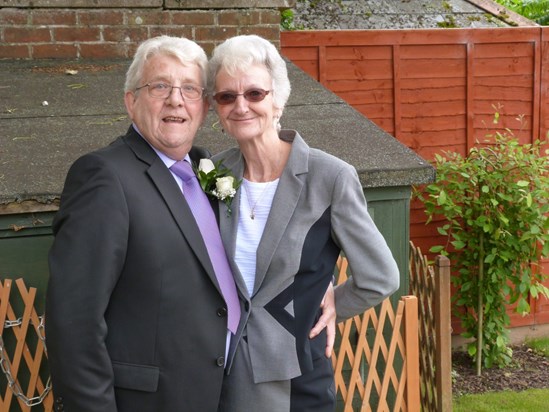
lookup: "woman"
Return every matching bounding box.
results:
[208,35,400,412]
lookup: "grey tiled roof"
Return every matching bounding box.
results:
[291,0,537,30]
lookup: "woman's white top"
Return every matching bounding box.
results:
[235,178,280,297]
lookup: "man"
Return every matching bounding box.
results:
[46,35,334,411]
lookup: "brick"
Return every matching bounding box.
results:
[127,43,140,59]
[79,42,129,59]
[239,26,280,43]
[125,11,171,26]
[32,10,77,26]
[4,27,51,43]
[260,10,282,25]
[171,11,215,26]
[165,0,289,7]
[197,41,215,57]
[218,10,261,26]
[149,26,193,40]
[103,27,149,43]
[78,10,125,26]
[195,26,238,43]
[54,27,100,42]
[32,43,78,59]
[0,9,29,25]
[0,44,30,59]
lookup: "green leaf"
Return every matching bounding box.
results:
[429,245,445,253]
[437,226,448,236]
[468,345,477,357]
[437,190,447,205]
[516,298,530,315]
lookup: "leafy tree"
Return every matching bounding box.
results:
[415,112,549,375]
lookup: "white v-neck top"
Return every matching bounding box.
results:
[235,178,279,296]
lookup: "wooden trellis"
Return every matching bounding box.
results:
[0,279,52,412]
[408,242,452,412]
[333,256,420,411]
[1,254,429,412]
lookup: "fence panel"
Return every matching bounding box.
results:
[0,279,52,412]
[409,243,452,412]
[333,256,420,411]
[281,27,549,329]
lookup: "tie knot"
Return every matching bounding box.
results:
[170,160,195,182]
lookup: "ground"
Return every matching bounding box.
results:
[452,344,549,396]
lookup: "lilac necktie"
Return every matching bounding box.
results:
[170,160,240,333]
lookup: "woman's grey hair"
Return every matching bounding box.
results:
[125,35,208,94]
[207,35,291,113]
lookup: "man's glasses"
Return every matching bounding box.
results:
[135,82,204,101]
[212,89,270,105]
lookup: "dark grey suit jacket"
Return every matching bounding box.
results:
[46,126,229,411]
[213,130,400,387]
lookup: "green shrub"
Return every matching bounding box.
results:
[415,111,549,374]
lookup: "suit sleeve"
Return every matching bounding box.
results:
[46,153,128,411]
[330,164,400,322]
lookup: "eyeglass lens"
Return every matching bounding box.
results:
[213,89,270,105]
[137,82,204,100]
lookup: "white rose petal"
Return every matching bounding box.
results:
[198,158,215,174]
[216,176,235,199]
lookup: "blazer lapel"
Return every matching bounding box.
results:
[254,133,309,294]
[123,127,220,292]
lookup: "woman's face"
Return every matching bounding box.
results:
[213,64,278,143]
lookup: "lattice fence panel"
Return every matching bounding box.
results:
[0,279,52,412]
[333,256,420,411]
[408,242,452,412]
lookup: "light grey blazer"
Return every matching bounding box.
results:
[213,130,400,385]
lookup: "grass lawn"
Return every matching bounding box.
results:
[454,388,549,411]
[453,337,549,411]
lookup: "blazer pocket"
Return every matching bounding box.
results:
[112,361,159,392]
[310,328,328,360]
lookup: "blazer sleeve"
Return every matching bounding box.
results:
[331,164,400,322]
[46,153,128,411]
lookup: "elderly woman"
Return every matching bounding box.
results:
[208,35,400,411]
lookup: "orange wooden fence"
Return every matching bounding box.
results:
[1,268,420,411]
[0,279,52,412]
[409,243,452,412]
[333,256,420,411]
[281,27,549,330]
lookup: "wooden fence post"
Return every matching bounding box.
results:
[403,296,420,411]
[435,255,452,411]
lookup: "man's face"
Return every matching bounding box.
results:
[124,53,208,160]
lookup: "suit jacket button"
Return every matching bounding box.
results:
[216,356,225,367]
[217,307,227,317]
[245,301,250,311]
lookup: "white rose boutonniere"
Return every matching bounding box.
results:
[195,158,241,216]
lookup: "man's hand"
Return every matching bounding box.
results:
[309,282,336,358]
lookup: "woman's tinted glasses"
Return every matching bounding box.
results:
[212,89,270,105]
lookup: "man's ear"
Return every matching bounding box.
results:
[124,91,136,119]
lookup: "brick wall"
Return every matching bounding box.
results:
[0,0,291,59]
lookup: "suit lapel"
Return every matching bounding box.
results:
[123,127,220,292]
[218,153,250,297]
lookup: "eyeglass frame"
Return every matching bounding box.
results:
[212,89,271,106]
[135,82,205,101]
